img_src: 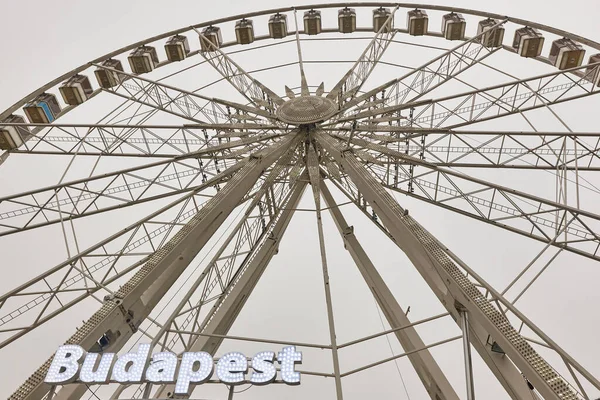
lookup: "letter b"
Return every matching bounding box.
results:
[45,345,86,384]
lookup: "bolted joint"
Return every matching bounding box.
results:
[103,294,136,331]
[267,231,279,243]
[104,294,138,334]
[103,293,124,306]
[343,226,354,237]
[454,300,468,313]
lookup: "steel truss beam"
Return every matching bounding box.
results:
[0,136,279,236]
[197,31,285,111]
[0,122,282,158]
[151,173,307,399]
[327,171,599,397]
[154,141,299,354]
[71,143,303,400]
[327,6,398,105]
[0,165,238,351]
[340,19,505,113]
[7,135,301,400]
[329,129,600,171]
[317,129,597,400]
[306,140,344,400]
[332,134,600,263]
[1,95,156,165]
[94,64,273,125]
[333,62,600,130]
[319,181,459,400]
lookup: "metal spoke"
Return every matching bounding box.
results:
[148,158,306,399]
[327,128,600,171]
[332,62,600,130]
[0,134,280,235]
[292,9,310,96]
[320,181,459,400]
[196,29,285,111]
[338,19,506,114]
[0,164,237,350]
[330,132,600,262]
[306,139,343,400]
[95,63,274,125]
[8,134,301,400]
[316,128,596,400]
[326,6,399,104]
[2,122,282,157]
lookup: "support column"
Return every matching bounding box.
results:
[320,181,459,400]
[317,130,567,400]
[12,136,299,400]
[460,309,475,400]
[307,142,344,400]
[153,177,308,398]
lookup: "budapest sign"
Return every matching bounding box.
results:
[44,344,302,395]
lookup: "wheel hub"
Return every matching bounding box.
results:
[276,96,338,125]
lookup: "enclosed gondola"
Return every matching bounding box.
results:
[200,26,223,52]
[128,46,159,74]
[235,19,255,45]
[477,18,505,48]
[549,38,585,70]
[587,54,600,86]
[0,115,29,150]
[165,35,190,62]
[23,93,61,123]
[338,7,356,34]
[513,27,545,58]
[373,7,393,33]
[94,59,125,89]
[442,13,466,40]
[59,75,93,106]
[304,9,322,35]
[407,9,428,36]
[268,13,288,39]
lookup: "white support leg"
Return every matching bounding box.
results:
[153,177,308,398]
[460,309,476,400]
[317,130,576,400]
[320,180,460,400]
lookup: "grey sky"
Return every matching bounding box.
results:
[0,1,599,399]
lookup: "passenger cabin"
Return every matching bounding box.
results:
[24,93,61,123]
[587,54,600,86]
[373,7,393,33]
[338,7,356,34]
[549,38,585,70]
[94,59,124,89]
[478,18,505,48]
[200,26,223,52]
[304,10,322,35]
[442,13,466,40]
[513,27,544,58]
[59,75,93,106]
[235,19,255,44]
[165,35,190,62]
[128,46,159,74]
[269,13,288,39]
[407,9,428,36]
[0,115,29,150]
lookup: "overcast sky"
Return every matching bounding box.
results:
[0,1,599,400]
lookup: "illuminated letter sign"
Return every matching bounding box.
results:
[45,344,302,393]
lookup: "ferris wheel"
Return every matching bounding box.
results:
[1,2,600,400]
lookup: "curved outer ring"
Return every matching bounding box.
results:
[1,2,599,122]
